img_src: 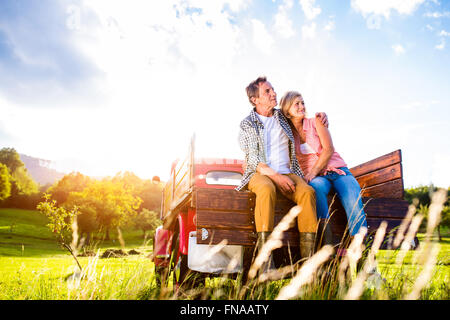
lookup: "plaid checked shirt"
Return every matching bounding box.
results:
[235,108,304,191]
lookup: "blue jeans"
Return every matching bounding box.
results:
[308,167,367,236]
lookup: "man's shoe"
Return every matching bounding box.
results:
[256,232,276,273]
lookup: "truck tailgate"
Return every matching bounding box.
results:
[195,188,300,246]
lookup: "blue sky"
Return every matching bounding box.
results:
[0,0,449,188]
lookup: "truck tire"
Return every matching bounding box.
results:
[172,231,205,293]
[154,234,170,287]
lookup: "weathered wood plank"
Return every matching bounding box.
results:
[366,217,403,231]
[196,227,301,247]
[356,163,402,189]
[326,217,404,244]
[197,209,255,230]
[360,178,404,199]
[196,228,257,246]
[196,188,255,212]
[274,196,296,214]
[364,198,409,219]
[350,150,401,178]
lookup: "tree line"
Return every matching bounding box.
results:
[0,147,448,242]
[0,147,163,243]
[404,185,449,239]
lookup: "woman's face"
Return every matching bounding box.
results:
[288,96,306,119]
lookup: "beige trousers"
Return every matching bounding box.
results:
[248,173,318,233]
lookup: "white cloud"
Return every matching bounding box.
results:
[299,0,321,20]
[435,39,445,50]
[251,19,275,54]
[274,0,295,39]
[302,22,316,39]
[324,18,336,31]
[392,44,406,55]
[351,0,426,19]
[433,30,449,50]
[424,11,450,18]
[43,0,249,178]
[222,0,251,12]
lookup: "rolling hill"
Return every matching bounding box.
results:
[19,154,66,186]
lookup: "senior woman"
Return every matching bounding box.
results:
[279,91,368,248]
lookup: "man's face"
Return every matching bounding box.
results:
[254,81,277,109]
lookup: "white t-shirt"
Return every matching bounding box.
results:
[257,113,291,174]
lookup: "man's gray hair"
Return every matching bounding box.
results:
[246,76,267,107]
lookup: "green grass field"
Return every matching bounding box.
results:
[0,208,448,300]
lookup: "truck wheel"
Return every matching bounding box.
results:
[154,234,170,287]
[172,231,205,293]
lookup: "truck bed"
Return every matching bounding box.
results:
[195,150,410,248]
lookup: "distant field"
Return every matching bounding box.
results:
[0,208,155,300]
[0,208,62,257]
[0,208,449,300]
[0,208,152,257]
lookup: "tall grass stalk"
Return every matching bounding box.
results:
[275,245,333,300]
[248,205,301,281]
[5,189,447,300]
[344,222,386,299]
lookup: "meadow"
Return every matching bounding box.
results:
[0,207,448,300]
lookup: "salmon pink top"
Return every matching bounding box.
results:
[291,118,347,176]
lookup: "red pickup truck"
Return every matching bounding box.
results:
[153,136,414,289]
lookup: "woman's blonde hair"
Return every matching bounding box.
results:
[280,91,304,119]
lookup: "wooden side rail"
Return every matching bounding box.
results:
[195,188,256,246]
[350,150,404,199]
[161,136,195,222]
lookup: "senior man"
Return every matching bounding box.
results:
[236,76,328,270]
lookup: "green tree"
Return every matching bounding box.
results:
[405,185,449,240]
[0,163,11,201]
[138,179,163,213]
[37,194,82,271]
[0,147,38,194]
[112,171,163,213]
[133,208,161,238]
[0,148,40,209]
[68,178,142,240]
[404,185,434,207]
[11,166,39,195]
[47,172,91,204]
[0,147,23,173]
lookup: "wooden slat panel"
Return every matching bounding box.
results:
[197,209,254,230]
[161,177,173,219]
[274,195,296,215]
[196,188,255,212]
[196,227,301,247]
[162,137,194,223]
[364,198,409,219]
[327,218,403,240]
[360,179,404,199]
[356,163,402,189]
[196,228,256,246]
[274,213,297,231]
[350,150,401,178]
[366,217,403,231]
[279,232,299,246]
[327,197,408,238]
